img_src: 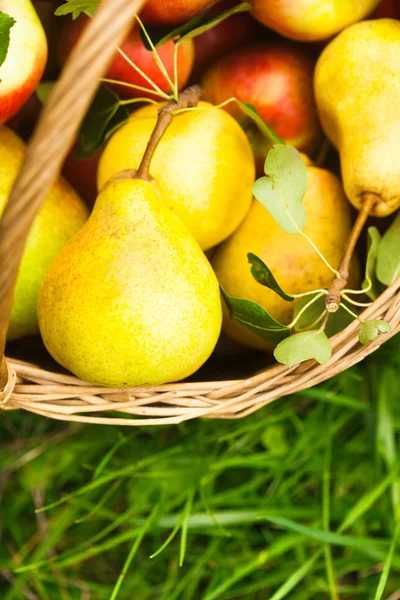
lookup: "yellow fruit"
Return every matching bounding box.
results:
[0,126,88,340]
[250,0,380,42]
[38,173,222,387]
[98,102,255,250]
[212,163,357,350]
[315,19,400,217]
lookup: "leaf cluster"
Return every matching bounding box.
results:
[223,145,398,368]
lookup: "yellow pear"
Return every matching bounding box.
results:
[38,173,222,387]
[98,102,255,251]
[315,19,400,217]
[0,126,88,340]
[212,162,358,350]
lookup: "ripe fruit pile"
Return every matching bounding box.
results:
[1,0,399,387]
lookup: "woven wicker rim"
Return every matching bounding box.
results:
[0,0,399,425]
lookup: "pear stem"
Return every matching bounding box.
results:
[135,86,201,181]
[325,192,379,313]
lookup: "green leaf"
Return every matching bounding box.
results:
[220,287,290,345]
[376,212,400,286]
[0,12,16,69]
[274,330,332,367]
[293,294,354,337]
[36,81,55,105]
[253,145,308,234]
[75,84,129,159]
[141,2,251,48]
[363,227,383,300]
[55,0,99,18]
[358,320,391,345]
[247,253,294,302]
[234,101,284,146]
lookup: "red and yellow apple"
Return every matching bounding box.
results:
[0,0,47,124]
[250,0,381,41]
[58,14,194,100]
[140,0,216,26]
[192,0,260,78]
[33,0,62,78]
[201,43,321,173]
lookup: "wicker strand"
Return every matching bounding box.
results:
[2,276,399,424]
[0,0,146,386]
[0,361,16,409]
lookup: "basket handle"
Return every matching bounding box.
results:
[0,0,146,387]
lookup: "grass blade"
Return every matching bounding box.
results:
[150,489,194,560]
[339,466,400,533]
[262,516,387,552]
[322,439,339,600]
[269,551,320,600]
[109,500,163,600]
[377,368,400,515]
[373,521,400,600]
[37,447,181,512]
[179,489,194,566]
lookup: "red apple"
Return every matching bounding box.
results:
[58,14,194,100]
[140,0,216,26]
[201,43,321,173]
[192,1,260,78]
[0,0,47,124]
[62,146,100,209]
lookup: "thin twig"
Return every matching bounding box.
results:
[325,192,379,313]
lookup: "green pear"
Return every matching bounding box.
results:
[38,172,222,387]
[315,19,400,217]
[0,126,88,340]
[212,161,359,350]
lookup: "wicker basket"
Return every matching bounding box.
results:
[0,0,399,426]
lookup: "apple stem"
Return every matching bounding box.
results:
[325,192,379,313]
[135,85,201,181]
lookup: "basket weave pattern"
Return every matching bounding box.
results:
[0,0,399,425]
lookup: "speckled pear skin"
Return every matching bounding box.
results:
[315,19,400,217]
[38,175,222,387]
[98,102,255,251]
[0,126,88,340]
[212,163,359,351]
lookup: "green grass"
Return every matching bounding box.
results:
[1,335,400,599]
